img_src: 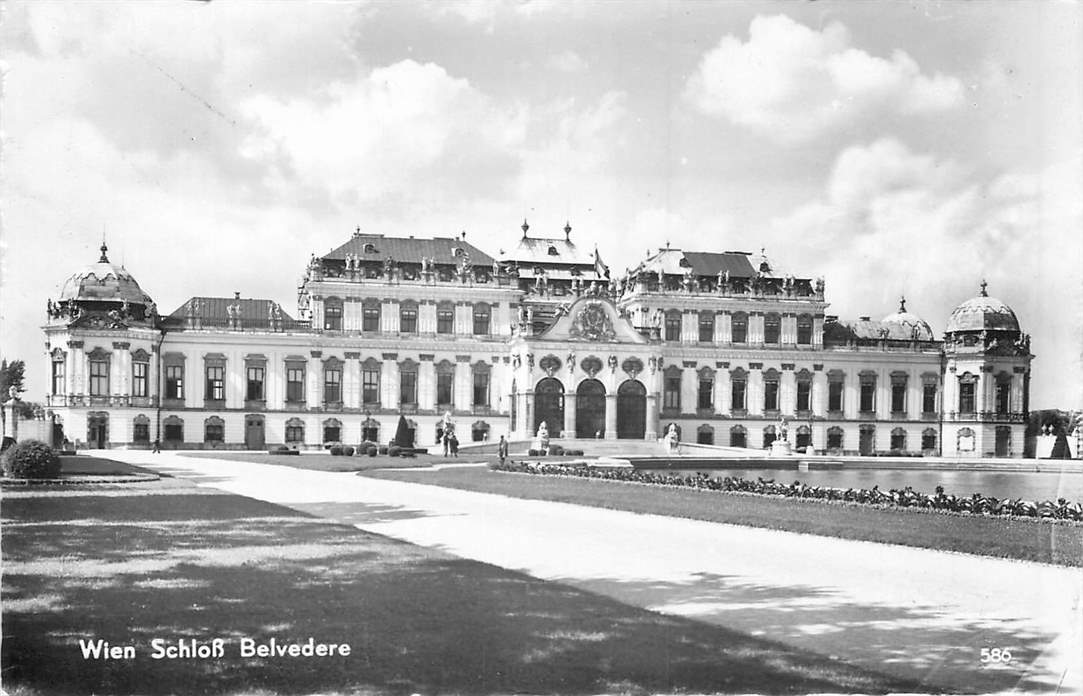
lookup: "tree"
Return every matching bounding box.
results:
[392,415,414,448]
[0,359,26,401]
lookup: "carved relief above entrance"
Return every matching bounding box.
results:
[568,301,615,341]
[621,357,644,378]
[580,355,604,377]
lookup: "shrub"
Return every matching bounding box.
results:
[329,445,343,456]
[528,448,540,456]
[388,445,401,457]
[378,445,388,455]
[549,444,564,456]
[1,439,62,479]
[367,445,377,457]
[343,446,355,456]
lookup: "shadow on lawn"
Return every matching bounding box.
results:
[570,572,1059,695]
[3,488,922,696]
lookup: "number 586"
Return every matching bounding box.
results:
[980,648,1012,663]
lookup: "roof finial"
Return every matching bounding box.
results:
[521,218,529,237]
[354,225,361,237]
[564,220,571,241]
[979,279,988,297]
[899,295,907,312]
[99,237,110,263]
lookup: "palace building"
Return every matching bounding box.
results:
[41,222,1033,457]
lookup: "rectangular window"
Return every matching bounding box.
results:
[959,382,975,414]
[697,379,713,410]
[400,307,418,333]
[132,362,148,398]
[437,307,454,334]
[891,383,906,413]
[473,306,490,335]
[890,430,906,450]
[922,431,937,450]
[764,315,781,344]
[473,372,490,406]
[995,382,1011,415]
[731,315,747,343]
[828,381,844,412]
[324,305,342,331]
[796,381,811,412]
[663,375,681,410]
[764,380,779,411]
[285,424,304,443]
[859,381,876,413]
[922,384,937,414]
[731,380,746,411]
[362,305,380,332]
[205,424,224,442]
[324,368,342,403]
[400,371,418,405]
[286,367,305,403]
[698,315,714,343]
[133,422,150,443]
[664,315,681,341]
[165,365,184,400]
[437,372,453,406]
[164,423,183,442]
[323,425,341,443]
[246,366,265,401]
[796,317,813,345]
[362,369,380,405]
[205,366,225,401]
[89,360,109,396]
[52,360,65,395]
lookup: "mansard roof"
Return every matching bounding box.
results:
[632,248,757,278]
[164,296,296,329]
[323,233,495,266]
[499,236,594,267]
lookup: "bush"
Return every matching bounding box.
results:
[1,439,62,479]
[343,446,355,456]
[549,444,564,456]
[378,445,388,455]
[367,445,377,457]
[329,445,343,456]
[388,445,401,457]
[528,448,540,456]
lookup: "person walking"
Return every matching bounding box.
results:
[449,433,459,457]
[497,435,509,465]
[152,438,161,454]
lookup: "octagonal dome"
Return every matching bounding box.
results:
[880,297,934,341]
[946,281,1019,333]
[57,243,154,306]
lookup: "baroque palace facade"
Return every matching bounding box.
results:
[42,222,1033,457]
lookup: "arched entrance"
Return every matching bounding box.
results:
[576,379,606,438]
[616,380,646,439]
[534,378,564,436]
[87,412,109,449]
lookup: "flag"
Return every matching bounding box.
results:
[594,246,610,279]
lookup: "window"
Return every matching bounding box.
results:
[133,419,150,443]
[246,366,265,401]
[132,362,148,398]
[730,426,747,448]
[891,375,907,414]
[164,422,184,442]
[763,375,779,411]
[323,419,341,444]
[362,366,380,405]
[324,366,342,404]
[697,425,714,445]
[890,428,906,451]
[324,300,343,331]
[731,313,747,343]
[922,382,937,414]
[859,374,876,413]
[473,371,490,407]
[400,304,418,333]
[828,379,844,412]
[922,428,938,451]
[362,303,380,332]
[698,313,714,343]
[827,427,844,450]
[764,314,781,344]
[89,360,110,396]
[664,312,681,341]
[286,366,305,403]
[995,379,1011,415]
[731,377,747,411]
[165,365,184,400]
[471,421,490,442]
[52,359,65,395]
[796,379,811,412]
[437,304,455,334]
[663,372,681,410]
[204,418,224,443]
[762,426,777,448]
[473,305,490,335]
[362,419,379,443]
[206,365,225,401]
[437,372,453,406]
[958,376,976,414]
[285,419,304,444]
[796,315,813,345]
[698,378,713,410]
[400,369,418,405]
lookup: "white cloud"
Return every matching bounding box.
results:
[547,49,587,73]
[684,15,964,143]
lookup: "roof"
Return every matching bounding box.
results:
[323,233,495,266]
[498,236,595,267]
[946,294,1020,333]
[166,296,296,328]
[56,244,154,305]
[632,248,757,278]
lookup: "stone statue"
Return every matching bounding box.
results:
[607,355,618,371]
[815,277,825,294]
[683,266,696,292]
[384,256,395,278]
[657,267,665,288]
[777,416,788,443]
[535,421,551,454]
[665,423,679,453]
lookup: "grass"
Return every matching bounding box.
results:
[179,449,471,472]
[361,465,1083,567]
[57,455,156,476]
[0,478,922,695]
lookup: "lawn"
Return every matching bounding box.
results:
[179,449,496,472]
[0,477,921,695]
[361,465,1083,567]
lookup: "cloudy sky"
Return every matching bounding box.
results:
[2,1,1081,409]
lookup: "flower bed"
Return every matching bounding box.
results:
[491,460,1083,522]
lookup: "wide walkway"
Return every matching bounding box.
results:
[112,451,1082,694]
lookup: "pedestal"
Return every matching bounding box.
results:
[770,439,793,457]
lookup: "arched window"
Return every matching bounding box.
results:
[795,424,811,450]
[362,417,380,443]
[762,425,777,449]
[764,313,781,344]
[697,366,715,411]
[204,416,225,443]
[133,414,150,443]
[826,426,844,451]
[921,428,937,452]
[921,373,939,415]
[796,314,813,345]
[163,415,184,443]
[323,418,342,444]
[471,420,490,442]
[890,427,907,452]
[88,347,111,397]
[696,424,714,445]
[399,358,419,406]
[324,297,343,331]
[285,417,305,444]
[729,425,747,448]
[731,312,748,344]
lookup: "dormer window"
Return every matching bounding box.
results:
[453,247,464,257]
[363,243,377,254]
[547,245,558,256]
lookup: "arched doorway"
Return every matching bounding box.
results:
[534,378,564,436]
[617,380,646,439]
[576,380,606,438]
[87,412,109,449]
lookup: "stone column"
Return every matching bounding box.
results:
[523,390,534,439]
[344,355,361,409]
[419,358,436,411]
[604,393,618,440]
[680,368,696,415]
[308,353,322,407]
[645,393,659,440]
[812,371,828,417]
[563,393,577,439]
[748,369,763,415]
[781,369,796,416]
[381,358,399,408]
[716,369,730,415]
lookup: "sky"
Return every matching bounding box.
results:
[1,0,1081,409]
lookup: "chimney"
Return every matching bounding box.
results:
[859,315,870,322]
[234,292,241,300]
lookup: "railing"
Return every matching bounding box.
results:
[944,411,1026,423]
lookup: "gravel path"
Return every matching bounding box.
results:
[115,451,1082,694]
